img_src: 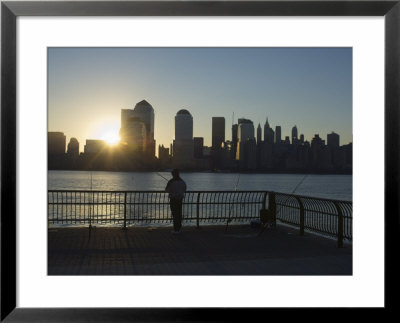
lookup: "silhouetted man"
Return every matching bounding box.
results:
[165,169,187,233]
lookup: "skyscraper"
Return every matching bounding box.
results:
[120,100,155,156]
[256,123,262,144]
[212,117,225,151]
[173,109,194,164]
[236,118,254,161]
[48,132,66,169]
[232,124,238,160]
[264,118,274,144]
[48,132,66,155]
[275,126,281,144]
[327,131,340,148]
[292,125,298,144]
[193,137,204,159]
[175,109,193,141]
[67,137,79,158]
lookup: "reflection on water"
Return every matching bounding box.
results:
[48,170,352,201]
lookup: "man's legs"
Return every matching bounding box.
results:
[170,198,182,232]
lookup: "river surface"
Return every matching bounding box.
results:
[48,170,352,201]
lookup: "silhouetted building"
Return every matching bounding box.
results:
[173,109,194,168]
[158,144,170,166]
[120,116,146,152]
[320,146,333,170]
[67,137,79,157]
[259,140,273,169]
[120,100,155,156]
[236,119,254,165]
[264,118,274,144]
[311,134,324,169]
[193,137,204,159]
[232,124,238,161]
[66,137,80,168]
[284,136,290,145]
[212,117,225,169]
[203,146,211,157]
[256,123,262,144]
[48,132,66,155]
[300,134,304,144]
[243,138,257,170]
[84,140,107,154]
[327,131,340,148]
[175,109,193,140]
[212,117,225,151]
[48,132,66,169]
[220,141,235,169]
[275,126,281,144]
[292,125,298,144]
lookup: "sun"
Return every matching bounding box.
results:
[96,123,120,145]
[102,131,120,145]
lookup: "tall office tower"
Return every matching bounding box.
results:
[327,131,340,148]
[212,117,225,151]
[311,134,324,168]
[175,109,193,140]
[275,126,282,144]
[264,118,274,144]
[236,119,254,161]
[48,132,66,155]
[300,134,304,144]
[173,109,194,162]
[120,116,146,152]
[120,100,155,156]
[256,123,262,144]
[232,124,238,160]
[67,137,79,158]
[260,118,274,169]
[193,137,204,159]
[292,125,298,144]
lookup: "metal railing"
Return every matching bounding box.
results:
[48,190,352,247]
[273,192,352,247]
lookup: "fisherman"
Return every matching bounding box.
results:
[165,169,187,234]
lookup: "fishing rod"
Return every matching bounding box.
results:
[276,174,308,217]
[88,170,93,241]
[224,173,241,233]
[156,172,169,182]
[258,173,308,236]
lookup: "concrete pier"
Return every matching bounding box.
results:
[48,224,352,275]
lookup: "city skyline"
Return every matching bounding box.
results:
[48,47,352,152]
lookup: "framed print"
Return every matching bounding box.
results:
[1,0,399,321]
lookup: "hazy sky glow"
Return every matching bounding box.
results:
[48,47,352,153]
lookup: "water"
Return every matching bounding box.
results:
[48,170,352,201]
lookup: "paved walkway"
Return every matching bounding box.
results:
[48,224,352,275]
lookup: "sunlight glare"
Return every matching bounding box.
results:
[96,123,121,145]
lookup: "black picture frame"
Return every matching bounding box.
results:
[1,0,398,321]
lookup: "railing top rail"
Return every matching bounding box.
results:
[48,190,352,204]
[48,190,267,193]
[273,192,352,204]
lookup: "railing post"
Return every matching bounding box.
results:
[262,192,267,210]
[295,196,305,235]
[334,202,343,248]
[123,192,127,229]
[268,192,276,226]
[260,192,268,225]
[196,192,200,228]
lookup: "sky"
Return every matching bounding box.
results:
[48,47,352,153]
